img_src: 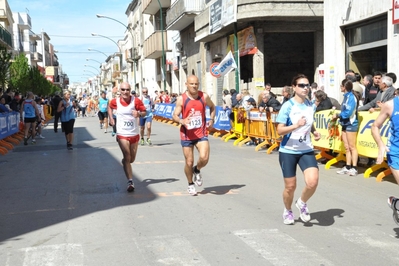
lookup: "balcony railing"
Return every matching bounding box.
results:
[142,0,171,15]
[143,31,169,59]
[166,0,204,30]
[0,24,12,48]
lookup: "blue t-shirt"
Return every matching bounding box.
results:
[276,99,315,154]
[24,99,36,118]
[60,99,76,122]
[141,96,153,118]
[99,98,108,113]
[388,97,399,156]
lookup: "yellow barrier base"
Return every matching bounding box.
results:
[255,140,271,152]
[364,161,388,178]
[376,168,391,182]
[224,133,237,142]
[238,137,251,147]
[266,143,279,154]
[325,153,346,169]
[233,136,245,146]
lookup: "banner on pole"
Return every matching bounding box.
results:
[214,51,237,77]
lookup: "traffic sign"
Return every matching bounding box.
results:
[210,62,221,78]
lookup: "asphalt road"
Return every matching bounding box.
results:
[1,115,399,266]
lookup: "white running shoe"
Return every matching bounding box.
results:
[336,167,349,175]
[187,185,197,196]
[38,134,45,139]
[348,168,358,176]
[295,200,311,222]
[283,210,295,225]
[388,196,399,225]
[127,180,135,192]
[193,167,203,186]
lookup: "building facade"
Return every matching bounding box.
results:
[324,0,399,100]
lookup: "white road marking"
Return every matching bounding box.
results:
[234,229,335,266]
[22,244,83,266]
[330,226,399,262]
[136,235,211,265]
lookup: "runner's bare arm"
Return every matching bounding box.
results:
[371,100,392,164]
[172,96,184,125]
[204,93,216,125]
[108,101,115,126]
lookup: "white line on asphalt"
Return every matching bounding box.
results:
[234,229,335,266]
[22,244,83,266]
[135,235,211,265]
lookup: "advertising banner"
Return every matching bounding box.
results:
[226,26,258,57]
[312,110,389,158]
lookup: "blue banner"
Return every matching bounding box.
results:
[0,112,19,140]
[214,107,231,130]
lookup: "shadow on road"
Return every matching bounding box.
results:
[299,208,345,227]
[198,184,246,195]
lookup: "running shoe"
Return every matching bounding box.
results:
[104,129,107,133]
[388,196,399,225]
[187,184,197,196]
[348,168,358,176]
[31,139,36,145]
[24,137,28,146]
[146,138,152,146]
[295,199,311,222]
[127,180,135,192]
[336,167,350,175]
[100,123,103,129]
[140,138,145,146]
[193,167,203,186]
[283,210,295,225]
[38,134,45,139]
[67,143,73,150]
[111,131,116,137]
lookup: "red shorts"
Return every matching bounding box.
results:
[116,135,140,144]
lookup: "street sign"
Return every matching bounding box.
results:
[210,62,221,78]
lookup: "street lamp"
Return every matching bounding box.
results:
[88,48,108,58]
[157,0,166,92]
[84,64,101,74]
[91,33,123,81]
[86,58,103,65]
[96,14,137,89]
[88,48,112,89]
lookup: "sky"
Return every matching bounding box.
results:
[9,0,131,84]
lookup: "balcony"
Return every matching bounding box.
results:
[143,31,170,59]
[142,0,170,15]
[0,24,12,48]
[31,52,43,62]
[166,0,204,31]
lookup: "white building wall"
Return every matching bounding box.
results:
[323,0,396,100]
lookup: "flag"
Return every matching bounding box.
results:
[215,51,237,76]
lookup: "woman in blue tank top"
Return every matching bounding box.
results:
[57,90,76,150]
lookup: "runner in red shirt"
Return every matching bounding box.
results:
[108,82,146,192]
[172,75,216,196]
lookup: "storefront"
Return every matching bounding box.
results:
[323,0,399,101]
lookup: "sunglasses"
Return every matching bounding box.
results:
[142,91,148,94]
[297,83,310,89]
[120,88,130,91]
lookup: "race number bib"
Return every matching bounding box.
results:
[291,130,310,147]
[121,119,135,131]
[144,103,151,111]
[187,115,202,130]
[101,103,107,109]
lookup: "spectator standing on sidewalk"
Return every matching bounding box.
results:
[108,82,146,192]
[276,74,321,225]
[52,91,62,133]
